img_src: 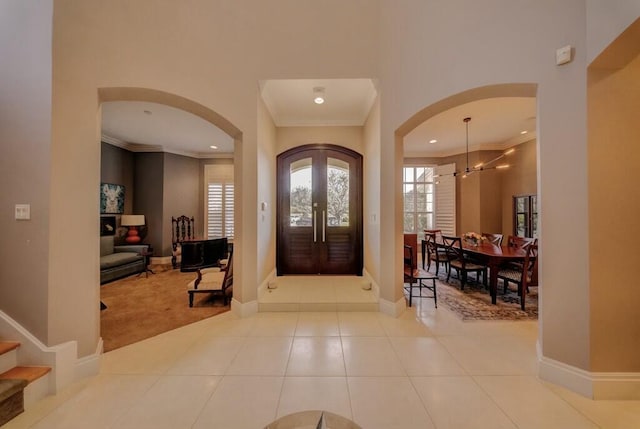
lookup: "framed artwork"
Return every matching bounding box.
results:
[100,183,125,214]
[100,216,116,236]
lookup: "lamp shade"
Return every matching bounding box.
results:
[121,214,145,226]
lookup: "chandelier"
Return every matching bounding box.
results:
[438,117,513,179]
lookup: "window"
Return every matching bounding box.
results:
[205,164,234,239]
[403,166,435,238]
[513,194,537,238]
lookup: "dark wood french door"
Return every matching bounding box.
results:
[277,144,362,275]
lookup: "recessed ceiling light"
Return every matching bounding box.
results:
[429,139,437,144]
[210,145,218,149]
[143,110,152,115]
[520,130,528,135]
[313,87,325,105]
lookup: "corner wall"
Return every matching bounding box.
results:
[0,0,53,345]
[588,42,640,374]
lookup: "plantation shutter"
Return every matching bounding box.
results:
[204,164,234,239]
[435,163,456,236]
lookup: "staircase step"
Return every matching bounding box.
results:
[0,343,19,375]
[0,342,20,356]
[0,379,28,427]
[0,366,51,384]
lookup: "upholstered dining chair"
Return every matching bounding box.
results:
[497,244,538,310]
[172,215,194,269]
[442,235,487,290]
[403,244,437,308]
[482,232,503,246]
[187,249,233,307]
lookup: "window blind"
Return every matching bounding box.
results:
[204,164,234,239]
[435,163,456,236]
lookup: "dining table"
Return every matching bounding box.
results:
[459,241,527,304]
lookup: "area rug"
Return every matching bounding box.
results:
[411,270,538,321]
[100,265,230,352]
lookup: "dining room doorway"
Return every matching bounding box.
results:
[276,144,363,275]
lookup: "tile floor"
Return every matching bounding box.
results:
[5,296,640,428]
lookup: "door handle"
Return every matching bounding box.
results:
[322,210,326,242]
[313,210,317,242]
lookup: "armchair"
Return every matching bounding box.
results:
[187,249,234,307]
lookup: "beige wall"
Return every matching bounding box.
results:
[588,35,640,372]
[378,0,590,371]
[276,126,364,156]
[501,139,538,237]
[0,0,53,343]
[257,97,277,284]
[363,98,381,282]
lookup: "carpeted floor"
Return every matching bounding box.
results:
[100,265,230,352]
[408,269,538,321]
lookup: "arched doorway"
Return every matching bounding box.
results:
[98,87,242,348]
[276,144,363,275]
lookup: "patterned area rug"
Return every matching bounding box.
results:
[409,270,538,321]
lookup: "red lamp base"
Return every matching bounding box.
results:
[125,227,141,244]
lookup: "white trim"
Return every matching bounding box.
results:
[0,310,100,396]
[362,268,380,297]
[378,296,407,317]
[150,256,172,265]
[538,349,640,400]
[231,298,258,318]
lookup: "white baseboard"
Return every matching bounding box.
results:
[0,310,100,395]
[231,298,258,318]
[378,296,407,317]
[538,347,640,399]
[150,256,172,265]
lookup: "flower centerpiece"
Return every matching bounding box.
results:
[463,232,484,246]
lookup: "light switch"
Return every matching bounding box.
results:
[15,204,30,220]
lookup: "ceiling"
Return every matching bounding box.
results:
[101,79,536,158]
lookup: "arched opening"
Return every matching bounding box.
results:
[97,87,242,350]
[395,83,539,317]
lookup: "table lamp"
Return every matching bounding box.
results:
[120,215,145,244]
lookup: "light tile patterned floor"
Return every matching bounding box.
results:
[5,289,640,429]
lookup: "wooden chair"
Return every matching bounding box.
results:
[403,244,437,308]
[422,232,451,276]
[506,235,536,249]
[482,232,503,246]
[442,235,487,290]
[172,215,194,269]
[497,244,538,310]
[187,249,233,307]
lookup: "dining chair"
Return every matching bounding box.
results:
[496,244,538,310]
[442,235,487,290]
[482,232,503,246]
[403,244,437,308]
[422,232,451,276]
[506,235,536,249]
